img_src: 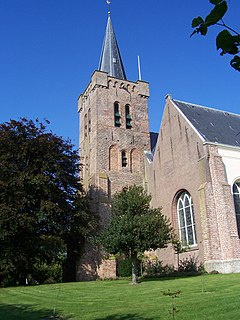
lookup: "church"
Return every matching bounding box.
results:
[77,10,240,279]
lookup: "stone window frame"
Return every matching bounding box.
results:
[177,191,197,247]
[232,179,240,238]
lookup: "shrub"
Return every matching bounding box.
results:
[178,256,199,273]
[31,263,62,284]
[209,270,219,274]
[117,258,141,277]
[143,260,174,277]
[143,256,205,278]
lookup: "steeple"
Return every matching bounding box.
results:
[99,13,127,80]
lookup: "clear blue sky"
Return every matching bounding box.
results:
[1,0,239,148]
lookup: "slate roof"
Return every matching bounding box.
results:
[150,132,158,154]
[99,14,127,80]
[173,99,240,147]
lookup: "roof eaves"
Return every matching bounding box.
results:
[203,141,240,151]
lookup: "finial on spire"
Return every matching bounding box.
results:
[106,0,111,15]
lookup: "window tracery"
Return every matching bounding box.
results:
[177,191,197,246]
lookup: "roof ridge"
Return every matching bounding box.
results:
[173,98,240,118]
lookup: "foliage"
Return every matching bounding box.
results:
[0,274,240,319]
[98,185,172,284]
[143,257,205,278]
[0,118,96,285]
[31,262,62,284]
[117,257,141,277]
[171,235,187,255]
[178,256,200,273]
[191,0,240,71]
[117,258,132,277]
[143,260,175,278]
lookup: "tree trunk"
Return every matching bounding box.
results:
[62,243,78,282]
[131,254,138,285]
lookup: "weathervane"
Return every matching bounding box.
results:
[106,0,111,14]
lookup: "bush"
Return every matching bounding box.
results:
[143,260,174,277]
[31,263,62,284]
[117,258,141,277]
[143,256,205,278]
[209,270,219,274]
[178,256,199,273]
[0,275,17,287]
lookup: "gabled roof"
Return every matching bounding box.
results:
[99,14,126,80]
[173,99,240,147]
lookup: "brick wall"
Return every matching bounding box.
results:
[77,71,151,280]
[145,96,240,273]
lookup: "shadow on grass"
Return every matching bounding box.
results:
[141,272,204,282]
[95,314,155,320]
[0,303,73,320]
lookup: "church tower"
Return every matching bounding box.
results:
[77,11,150,279]
[78,12,150,223]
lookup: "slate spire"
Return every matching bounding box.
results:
[99,13,127,80]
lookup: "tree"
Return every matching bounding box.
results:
[98,185,172,284]
[191,0,240,71]
[0,118,96,285]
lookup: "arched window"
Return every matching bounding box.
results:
[114,102,121,127]
[125,104,132,129]
[121,150,127,167]
[232,180,240,238]
[88,108,91,133]
[130,149,140,172]
[177,191,197,246]
[109,145,119,171]
[84,114,88,137]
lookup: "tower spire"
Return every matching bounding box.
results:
[98,7,127,80]
[106,0,111,15]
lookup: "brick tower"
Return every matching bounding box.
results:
[77,12,150,279]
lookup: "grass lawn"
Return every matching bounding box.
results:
[0,274,240,319]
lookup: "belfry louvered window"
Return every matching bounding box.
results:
[121,150,127,167]
[177,191,197,247]
[233,181,240,238]
[125,104,132,129]
[114,102,121,127]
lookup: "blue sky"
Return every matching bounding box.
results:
[1,0,239,148]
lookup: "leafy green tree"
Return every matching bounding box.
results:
[0,118,96,285]
[98,185,172,284]
[191,0,240,71]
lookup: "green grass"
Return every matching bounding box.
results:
[0,274,240,319]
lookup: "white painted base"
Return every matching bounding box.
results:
[205,259,240,273]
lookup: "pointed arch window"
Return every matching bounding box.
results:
[88,108,91,133]
[130,149,140,172]
[232,180,240,238]
[177,191,197,246]
[125,104,132,129]
[109,145,119,171]
[84,114,88,137]
[121,150,127,167]
[114,102,121,127]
